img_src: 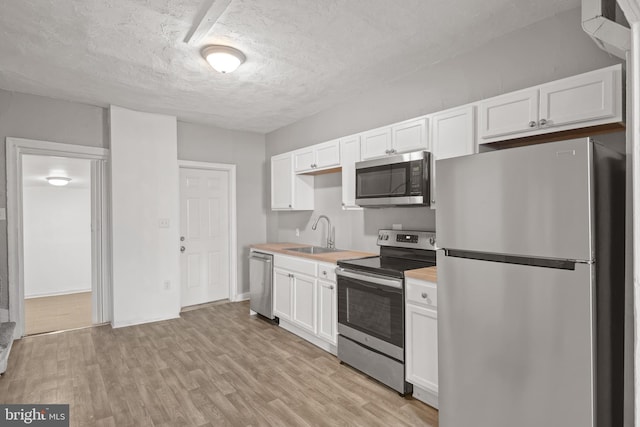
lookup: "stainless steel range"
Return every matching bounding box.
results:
[336,229,436,394]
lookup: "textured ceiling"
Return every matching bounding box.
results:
[0,0,580,133]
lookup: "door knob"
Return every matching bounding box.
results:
[180,246,186,253]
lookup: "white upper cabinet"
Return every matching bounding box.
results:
[315,140,341,169]
[340,134,361,210]
[430,105,476,208]
[392,117,428,154]
[293,148,315,173]
[361,126,392,160]
[271,153,293,209]
[539,67,617,128]
[478,64,622,144]
[271,152,314,211]
[478,89,539,140]
[361,117,428,160]
[294,139,341,173]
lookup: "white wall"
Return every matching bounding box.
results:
[265,7,622,251]
[177,121,267,295]
[110,105,180,327]
[23,186,91,297]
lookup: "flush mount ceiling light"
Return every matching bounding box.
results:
[46,176,71,186]
[202,45,245,73]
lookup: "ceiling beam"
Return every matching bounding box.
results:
[183,0,233,44]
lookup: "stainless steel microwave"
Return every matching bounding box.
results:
[355,150,430,207]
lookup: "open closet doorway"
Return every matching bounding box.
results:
[6,138,111,338]
[22,155,93,334]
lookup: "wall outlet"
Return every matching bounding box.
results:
[159,218,170,228]
[163,280,171,290]
[392,223,402,230]
[295,228,300,237]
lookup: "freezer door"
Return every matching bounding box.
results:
[438,253,594,427]
[436,138,593,261]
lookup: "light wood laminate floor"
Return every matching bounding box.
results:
[24,291,92,335]
[1,301,438,427]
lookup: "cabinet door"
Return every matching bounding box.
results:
[292,274,316,334]
[340,135,361,209]
[361,126,392,160]
[392,117,428,154]
[317,280,337,344]
[293,148,315,173]
[273,268,292,320]
[539,66,617,129]
[315,140,341,169]
[406,304,438,394]
[430,105,476,208]
[271,154,293,209]
[478,89,539,140]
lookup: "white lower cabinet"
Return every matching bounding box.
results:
[292,273,316,333]
[273,268,293,320]
[405,277,439,408]
[273,255,338,353]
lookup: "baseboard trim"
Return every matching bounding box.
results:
[279,319,337,356]
[234,292,250,302]
[112,313,180,329]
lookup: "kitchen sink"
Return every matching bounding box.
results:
[285,246,344,254]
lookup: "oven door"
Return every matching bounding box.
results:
[336,268,405,361]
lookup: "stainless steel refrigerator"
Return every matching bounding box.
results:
[436,137,625,427]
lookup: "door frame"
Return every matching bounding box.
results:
[6,137,111,338]
[177,160,238,302]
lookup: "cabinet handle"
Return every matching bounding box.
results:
[539,118,548,126]
[289,273,294,278]
[329,285,334,290]
[528,121,537,128]
[390,149,396,154]
[288,204,292,208]
[385,149,390,154]
[421,292,428,299]
[322,271,327,276]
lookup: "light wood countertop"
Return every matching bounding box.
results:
[251,243,375,264]
[405,266,437,283]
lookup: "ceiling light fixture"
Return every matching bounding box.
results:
[202,45,245,73]
[46,176,71,186]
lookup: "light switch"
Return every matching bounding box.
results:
[159,218,170,228]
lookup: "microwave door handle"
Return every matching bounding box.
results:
[336,268,403,289]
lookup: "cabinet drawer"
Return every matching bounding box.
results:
[317,262,336,282]
[274,254,317,276]
[406,279,437,308]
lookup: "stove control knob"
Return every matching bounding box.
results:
[429,237,436,246]
[384,235,389,240]
[378,234,383,240]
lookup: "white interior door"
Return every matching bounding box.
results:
[179,167,230,307]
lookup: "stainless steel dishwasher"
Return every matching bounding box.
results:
[249,251,275,320]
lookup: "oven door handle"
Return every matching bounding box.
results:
[335,268,403,289]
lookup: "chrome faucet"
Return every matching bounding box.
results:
[312,215,335,249]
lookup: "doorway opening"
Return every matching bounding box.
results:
[22,155,92,335]
[6,138,110,338]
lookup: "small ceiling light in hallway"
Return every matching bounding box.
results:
[202,45,245,73]
[46,176,71,186]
